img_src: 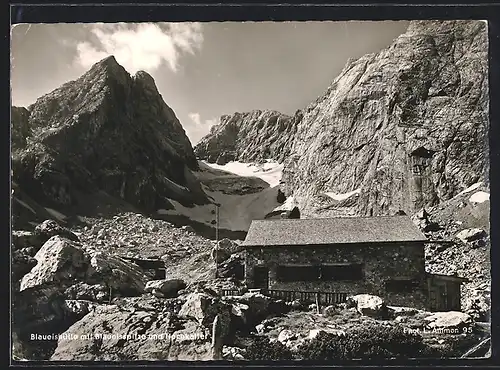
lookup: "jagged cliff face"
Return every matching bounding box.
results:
[194,21,489,217]
[11,56,209,213]
[282,20,489,217]
[194,110,299,164]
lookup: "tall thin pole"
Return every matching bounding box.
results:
[215,203,220,279]
[216,204,219,244]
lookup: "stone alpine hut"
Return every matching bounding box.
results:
[242,215,468,311]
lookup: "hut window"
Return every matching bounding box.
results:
[276,263,365,282]
[319,264,364,281]
[385,279,419,293]
[411,146,435,158]
[276,265,319,282]
[412,163,423,175]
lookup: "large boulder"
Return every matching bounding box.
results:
[19,235,149,296]
[348,294,388,318]
[456,228,487,243]
[144,279,186,298]
[211,238,243,263]
[85,249,148,296]
[178,292,232,330]
[20,236,89,292]
[424,311,474,331]
[50,303,213,361]
[35,220,79,244]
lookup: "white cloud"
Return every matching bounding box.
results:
[186,113,219,145]
[74,22,203,74]
[188,112,202,126]
[205,118,219,127]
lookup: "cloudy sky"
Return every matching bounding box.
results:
[11,21,409,145]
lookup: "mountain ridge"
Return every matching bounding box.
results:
[194,109,299,165]
[11,55,210,226]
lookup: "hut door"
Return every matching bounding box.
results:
[429,279,462,311]
[445,281,461,311]
[429,283,447,311]
[253,266,269,289]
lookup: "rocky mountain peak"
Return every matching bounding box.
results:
[88,55,127,77]
[11,56,208,218]
[95,54,119,66]
[133,70,159,92]
[80,55,131,88]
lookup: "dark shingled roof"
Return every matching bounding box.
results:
[242,216,428,247]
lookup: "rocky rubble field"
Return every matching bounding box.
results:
[11,214,225,360]
[12,211,490,361]
[71,212,218,282]
[410,184,490,322]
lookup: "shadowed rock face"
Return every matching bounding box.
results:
[282,20,489,217]
[194,110,299,164]
[195,21,489,218]
[11,55,209,213]
[11,106,31,150]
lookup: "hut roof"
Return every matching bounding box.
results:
[242,216,428,247]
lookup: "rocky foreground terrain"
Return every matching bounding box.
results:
[11,180,490,361]
[12,215,490,361]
